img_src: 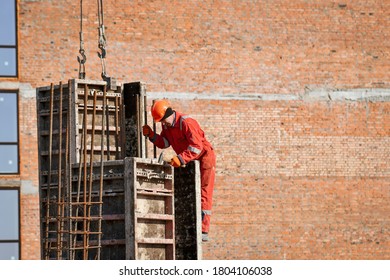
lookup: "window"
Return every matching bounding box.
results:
[0,188,20,260]
[0,0,17,77]
[0,92,19,173]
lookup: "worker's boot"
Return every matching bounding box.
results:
[201,210,211,242]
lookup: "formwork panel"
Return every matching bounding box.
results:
[36,79,124,169]
[39,157,174,260]
[137,220,167,239]
[174,160,202,260]
[137,195,168,214]
[36,79,125,260]
[69,159,126,260]
[137,244,167,260]
[123,82,147,158]
[124,157,175,260]
[71,79,124,163]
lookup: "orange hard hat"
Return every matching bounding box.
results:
[151,99,172,122]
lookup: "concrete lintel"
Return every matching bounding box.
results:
[0,82,35,98]
[329,89,390,102]
[147,91,299,101]
[304,88,390,102]
[148,88,390,102]
[0,81,33,90]
[0,179,21,187]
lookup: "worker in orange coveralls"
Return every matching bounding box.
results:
[142,99,216,242]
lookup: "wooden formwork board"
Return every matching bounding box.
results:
[124,157,175,260]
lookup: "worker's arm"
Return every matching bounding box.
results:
[177,118,204,165]
[142,125,170,149]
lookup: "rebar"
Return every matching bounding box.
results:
[57,81,63,259]
[136,93,141,157]
[105,93,111,160]
[71,85,86,259]
[82,84,88,259]
[115,95,120,159]
[86,90,97,257]
[120,95,126,159]
[44,83,54,259]
[66,79,72,260]
[152,99,157,158]
[144,95,148,158]
[97,85,107,259]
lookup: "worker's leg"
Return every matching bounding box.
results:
[200,149,216,234]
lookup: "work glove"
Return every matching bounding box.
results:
[142,125,155,138]
[170,156,182,168]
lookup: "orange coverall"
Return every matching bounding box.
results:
[150,111,216,233]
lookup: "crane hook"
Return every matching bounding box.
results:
[97,47,106,59]
[77,49,87,64]
[77,48,87,79]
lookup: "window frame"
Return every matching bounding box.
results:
[0,187,21,260]
[0,90,19,174]
[0,0,18,78]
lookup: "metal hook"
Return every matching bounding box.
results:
[77,49,87,79]
[77,49,87,64]
[97,47,106,59]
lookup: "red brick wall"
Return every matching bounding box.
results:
[20,193,40,259]
[0,0,388,259]
[168,99,389,259]
[18,0,389,91]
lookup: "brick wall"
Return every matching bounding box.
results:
[167,99,389,259]
[18,0,389,91]
[20,193,40,259]
[0,0,387,259]
[19,89,40,259]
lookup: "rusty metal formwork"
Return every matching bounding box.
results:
[125,157,175,260]
[123,82,148,159]
[69,160,126,260]
[38,157,174,260]
[36,79,148,259]
[36,79,124,259]
[174,160,202,260]
[36,79,200,260]
[68,158,174,260]
[36,79,124,164]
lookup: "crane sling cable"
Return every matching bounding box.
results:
[97,0,108,80]
[77,0,87,79]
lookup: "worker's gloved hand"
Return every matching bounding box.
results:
[142,125,155,138]
[170,156,182,168]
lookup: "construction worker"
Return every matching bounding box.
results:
[142,99,216,242]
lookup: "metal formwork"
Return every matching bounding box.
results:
[125,157,175,260]
[36,79,179,260]
[174,160,202,260]
[36,81,72,259]
[68,158,174,260]
[36,79,124,259]
[38,157,174,260]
